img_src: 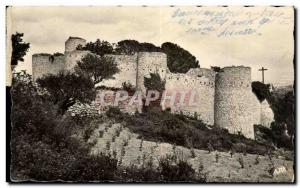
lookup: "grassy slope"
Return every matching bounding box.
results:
[106,107,275,155]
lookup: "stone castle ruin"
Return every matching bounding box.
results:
[32,37,274,139]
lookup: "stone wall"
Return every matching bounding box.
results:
[64,50,89,71]
[136,52,168,95]
[214,66,260,139]
[98,54,138,88]
[32,53,65,81]
[31,36,269,139]
[165,68,215,125]
[95,89,142,114]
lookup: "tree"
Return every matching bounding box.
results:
[79,39,200,74]
[77,39,114,56]
[271,90,294,136]
[211,66,221,72]
[36,71,95,114]
[251,81,271,102]
[144,73,165,92]
[11,32,30,69]
[115,40,141,55]
[115,40,161,55]
[11,71,57,133]
[161,42,199,73]
[75,53,119,85]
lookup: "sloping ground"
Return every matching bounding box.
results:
[87,122,294,183]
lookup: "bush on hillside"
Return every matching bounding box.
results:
[110,107,274,155]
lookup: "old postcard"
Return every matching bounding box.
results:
[7,6,295,183]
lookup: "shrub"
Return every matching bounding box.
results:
[158,158,198,182]
[106,106,123,121]
[255,155,260,165]
[190,148,196,158]
[238,157,244,169]
[115,107,273,155]
[215,153,219,163]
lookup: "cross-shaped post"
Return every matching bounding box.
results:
[258,67,268,84]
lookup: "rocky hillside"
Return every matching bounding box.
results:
[82,121,294,183]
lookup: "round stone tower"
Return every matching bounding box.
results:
[214,66,260,139]
[65,36,86,52]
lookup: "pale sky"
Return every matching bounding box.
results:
[8,6,294,86]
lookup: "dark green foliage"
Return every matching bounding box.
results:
[12,133,119,181]
[122,82,135,95]
[271,122,293,149]
[190,148,196,158]
[53,52,64,56]
[11,71,59,137]
[118,166,161,182]
[251,81,271,102]
[161,42,199,73]
[106,106,123,120]
[211,66,221,72]
[114,107,273,155]
[215,153,219,163]
[115,40,161,55]
[255,155,259,165]
[11,32,30,68]
[11,72,115,181]
[116,40,200,73]
[269,90,294,136]
[238,157,244,168]
[116,158,201,182]
[11,71,205,182]
[77,39,114,56]
[254,123,293,150]
[207,142,214,153]
[78,38,200,73]
[144,73,165,92]
[36,71,95,114]
[158,158,198,182]
[252,81,294,149]
[75,53,119,85]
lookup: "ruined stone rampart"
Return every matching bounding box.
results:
[32,37,268,139]
[165,68,215,125]
[99,54,138,88]
[32,53,65,80]
[65,50,90,71]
